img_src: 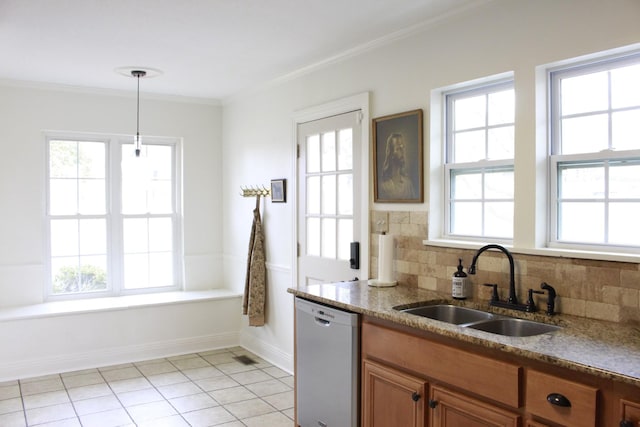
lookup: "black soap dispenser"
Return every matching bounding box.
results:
[452,258,469,300]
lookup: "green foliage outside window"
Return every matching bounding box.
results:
[53,264,107,294]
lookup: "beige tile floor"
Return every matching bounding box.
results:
[0,347,295,427]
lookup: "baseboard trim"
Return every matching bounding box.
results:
[240,331,294,374]
[1,331,240,382]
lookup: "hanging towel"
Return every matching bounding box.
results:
[242,195,266,326]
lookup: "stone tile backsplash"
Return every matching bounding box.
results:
[370,210,640,324]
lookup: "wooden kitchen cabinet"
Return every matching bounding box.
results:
[358,316,640,427]
[360,316,616,427]
[619,398,640,426]
[362,359,427,427]
[361,320,521,408]
[362,319,521,426]
[429,384,520,427]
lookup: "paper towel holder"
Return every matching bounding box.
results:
[368,232,398,287]
[368,278,397,287]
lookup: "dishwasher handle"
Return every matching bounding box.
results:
[314,316,331,326]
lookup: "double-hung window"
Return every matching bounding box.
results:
[444,80,515,241]
[46,134,182,299]
[549,54,640,251]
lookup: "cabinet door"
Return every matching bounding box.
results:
[620,399,640,426]
[526,369,597,427]
[362,359,427,427]
[430,384,520,427]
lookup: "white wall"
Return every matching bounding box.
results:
[221,0,640,372]
[0,83,240,380]
[222,97,297,370]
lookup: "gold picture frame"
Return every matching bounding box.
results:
[373,109,423,203]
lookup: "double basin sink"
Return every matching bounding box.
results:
[396,304,560,337]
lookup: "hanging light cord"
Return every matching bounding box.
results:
[132,70,146,156]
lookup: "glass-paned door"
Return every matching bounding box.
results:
[298,111,361,285]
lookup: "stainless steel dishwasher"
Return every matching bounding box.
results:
[295,297,359,427]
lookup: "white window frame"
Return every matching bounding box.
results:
[443,77,515,243]
[427,48,640,263]
[45,132,183,301]
[548,52,640,253]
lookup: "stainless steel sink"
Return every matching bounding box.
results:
[396,304,560,337]
[401,304,495,325]
[466,318,560,337]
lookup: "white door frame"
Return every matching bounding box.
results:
[292,92,370,288]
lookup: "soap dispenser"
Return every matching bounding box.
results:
[452,258,469,300]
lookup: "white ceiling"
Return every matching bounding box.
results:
[0,0,485,100]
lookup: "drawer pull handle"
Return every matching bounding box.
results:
[547,393,571,407]
[411,392,421,402]
[428,399,438,408]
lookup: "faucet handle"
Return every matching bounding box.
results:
[540,282,557,315]
[526,289,544,312]
[483,283,499,302]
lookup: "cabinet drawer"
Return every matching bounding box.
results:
[526,369,597,427]
[362,321,521,408]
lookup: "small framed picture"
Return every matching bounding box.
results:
[271,179,286,203]
[373,109,424,203]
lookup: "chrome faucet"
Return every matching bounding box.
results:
[469,244,520,309]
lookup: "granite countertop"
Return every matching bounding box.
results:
[288,280,640,388]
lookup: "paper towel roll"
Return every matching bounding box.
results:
[378,233,394,283]
[368,233,397,287]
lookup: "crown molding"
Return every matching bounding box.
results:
[223,0,495,105]
[0,78,222,106]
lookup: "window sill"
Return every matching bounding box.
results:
[0,289,242,323]
[423,239,640,264]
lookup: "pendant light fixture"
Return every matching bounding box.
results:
[131,69,146,157]
[115,66,162,156]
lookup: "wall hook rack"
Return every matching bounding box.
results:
[240,185,271,198]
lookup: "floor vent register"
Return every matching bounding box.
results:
[233,355,258,365]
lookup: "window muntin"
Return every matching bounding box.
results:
[48,140,109,294]
[49,140,106,215]
[445,81,515,240]
[46,135,181,298]
[550,54,640,250]
[121,144,176,290]
[304,128,354,261]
